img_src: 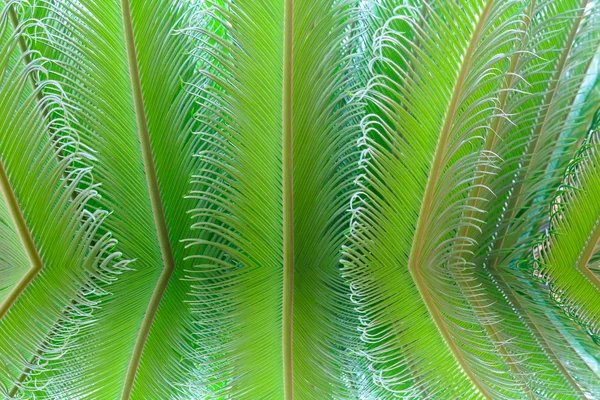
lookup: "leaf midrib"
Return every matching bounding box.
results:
[0,5,45,321]
[0,160,44,320]
[282,0,295,398]
[118,0,177,398]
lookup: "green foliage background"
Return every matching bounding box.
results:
[0,0,600,398]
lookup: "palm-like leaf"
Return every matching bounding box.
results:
[535,113,600,342]
[0,0,599,399]
[0,3,127,396]
[344,0,600,398]
[344,1,532,397]
[182,0,364,397]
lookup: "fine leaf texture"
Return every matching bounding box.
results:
[182,0,366,397]
[0,3,126,396]
[343,0,600,398]
[534,113,600,343]
[0,0,600,399]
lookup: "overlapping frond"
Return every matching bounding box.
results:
[475,0,600,269]
[534,113,600,343]
[3,0,207,397]
[342,0,540,397]
[444,0,600,396]
[1,0,600,398]
[182,0,375,397]
[0,2,127,396]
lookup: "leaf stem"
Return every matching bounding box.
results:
[119,0,176,398]
[0,160,44,320]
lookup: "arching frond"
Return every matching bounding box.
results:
[3,0,206,397]
[0,3,126,396]
[1,0,599,398]
[183,0,368,397]
[534,113,600,343]
[343,1,539,397]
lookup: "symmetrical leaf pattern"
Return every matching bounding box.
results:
[0,0,599,399]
